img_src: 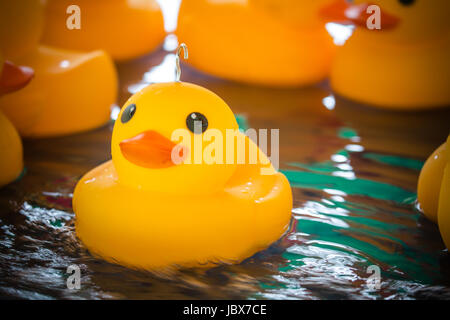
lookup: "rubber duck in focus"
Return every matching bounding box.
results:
[0,0,118,138]
[41,0,165,61]
[418,135,450,250]
[176,0,346,87]
[73,45,293,269]
[323,0,450,110]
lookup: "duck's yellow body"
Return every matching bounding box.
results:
[73,82,292,269]
[418,135,450,249]
[0,0,118,138]
[438,136,450,250]
[176,0,340,87]
[328,0,450,110]
[0,109,23,188]
[0,46,117,138]
[41,0,165,61]
[74,155,292,269]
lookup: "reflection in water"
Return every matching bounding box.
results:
[127,32,181,94]
[269,122,450,299]
[325,23,354,45]
[1,115,449,299]
[334,94,450,157]
[126,0,182,92]
[110,105,121,121]
[128,53,178,93]
[156,0,182,32]
[322,94,336,110]
[163,34,179,51]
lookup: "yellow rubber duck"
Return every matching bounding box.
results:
[0,0,39,186]
[73,80,292,269]
[418,135,450,250]
[0,54,33,187]
[176,0,344,87]
[324,0,450,110]
[0,108,23,187]
[0,0,118,138]
[41,0,165,61]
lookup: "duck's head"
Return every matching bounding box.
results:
[112,82,239,195]
[323,0,450,43]
[0,0,44,60]
[0,0,41,94]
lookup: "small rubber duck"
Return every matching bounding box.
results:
[73,48,292,268]
[176,0,344,87]
[0,0,38,186]
[0,0,45,59]
[42,0,165,61]
[418,135,450,250]
[0,54,33,187]
[0,109,23,187]
[324,0,450,110]
[0,0,118,138]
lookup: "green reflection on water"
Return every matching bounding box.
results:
[256,126,439,299]
[282,169,415,203]
[235,114,249,132]
[363,153,424,171]
[338,127,359,139]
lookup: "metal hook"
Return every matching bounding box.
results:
[175,43,188,82]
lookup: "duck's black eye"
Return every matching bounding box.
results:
[186,112,208,134]
[399,0,415,6]
[121,104,136,123]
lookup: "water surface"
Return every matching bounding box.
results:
[1,49,450,300]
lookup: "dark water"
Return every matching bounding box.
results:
[1,111,450,300]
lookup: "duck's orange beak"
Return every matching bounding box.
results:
[119,130,188,168]
[320,1,400,30]
[0,61,34,95]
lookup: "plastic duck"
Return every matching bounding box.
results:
[0,55,33,187]
[0,0,118,138]
[0,109,23,188]
[0,0,38,186]
[323,0,450,110]
[418,135,450,249]
[41,0,165,61]
[176,0,345,87]
[73,48,292,268]
[0,0,44,60]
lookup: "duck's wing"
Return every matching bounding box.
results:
[224,133,293,241]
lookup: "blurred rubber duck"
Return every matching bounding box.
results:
[0,54,33,187]
[176,0,345,87]
[0,0,38,186]
[42,0,165,61]
[324,0,450,110]
[0,109,23,187]
[73,69,292,268]
[0,0,118,138]
[418,135,450,250]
